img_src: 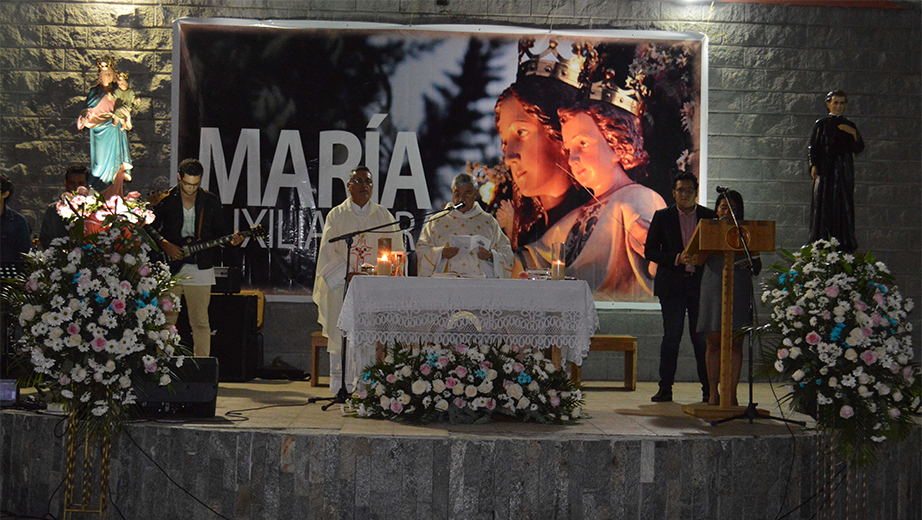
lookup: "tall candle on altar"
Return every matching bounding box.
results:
[551,242,565,280]
[377,238,392,276]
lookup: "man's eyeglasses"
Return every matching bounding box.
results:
[349,178,373,186]
[180,179,201,188]
[674,188,696,196]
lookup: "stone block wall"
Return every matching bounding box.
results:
[1,0,919,380]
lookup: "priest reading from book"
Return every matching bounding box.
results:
[417,173,514,278]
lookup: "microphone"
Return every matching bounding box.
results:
[715,185,730,194]
[451,201,465,210]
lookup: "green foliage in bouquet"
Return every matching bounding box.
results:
[759,238,920,465]
[2,187,186,440]
[347,341,584,424]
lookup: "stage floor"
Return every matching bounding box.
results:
[161,379,816,438]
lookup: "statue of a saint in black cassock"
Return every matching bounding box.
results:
[808,90,864,253]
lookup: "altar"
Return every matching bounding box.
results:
[337,276,600,376]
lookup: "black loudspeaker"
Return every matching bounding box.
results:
[177,293,260,382]
[135,357,219,418]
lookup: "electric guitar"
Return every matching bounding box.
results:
[168,225,265,273]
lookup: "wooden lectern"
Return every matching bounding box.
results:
[681,219,776,419]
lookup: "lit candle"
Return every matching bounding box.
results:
[377,254,391,276]
[551,260,565,280]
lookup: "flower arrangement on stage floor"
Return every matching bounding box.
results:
[760,238,920,465]
[4,187,185,440]
[347,341,584,424]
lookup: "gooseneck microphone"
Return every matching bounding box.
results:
[451,201,466,210]
[715,185,730,194]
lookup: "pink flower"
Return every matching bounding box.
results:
[25,279,39,292]
[873,292,886,305]
[871,313,883,326]
[109,252,122,264]
[855,300,868,312]
[822,310,831,320]
[161,299,174,312]
[66,323,80,335]
[453,398,466,409]
[386,373,398,384]
[777,349,789,360]
[825,286,839,298]
[91,337,107,352]
[420,364,432,376]
[839,405,854,419]
[903,366,915,380]
[120,281,132,291]
[480,361,492,369]
[513,362,525,373]
[438,356,450,367]
[126,191,141,200]
[456,344,468,353]
[455,366,468,378]
[138,265,151,276]
[861,327,872,338]
[144,360,157,373]
[485,399,496,410]
[110,299,127,314]
[889,408,901,419]
[389,401,404,414]
[805,332,822,346]
[511,345,521,354]
[550,396,561,407]
[503,380,512,389]
[357,390,368,399]
[58,374,71,386]
[860,350,878,365]
[168,325,178,334]
[445,377,458,388]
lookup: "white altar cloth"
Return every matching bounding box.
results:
[337,276,599,375]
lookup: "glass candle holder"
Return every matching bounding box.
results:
[550,242,565,280]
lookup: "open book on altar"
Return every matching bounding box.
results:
[449,234,490,252]
[431,272,487,278]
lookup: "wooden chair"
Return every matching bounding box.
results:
[310,331,327,387]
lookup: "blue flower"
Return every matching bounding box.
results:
[475,369,487,380]
[362,371,371,381]
[517,373,532,384]
[142,290,150,299]
[94,294,105,304]
[135,299,147,309]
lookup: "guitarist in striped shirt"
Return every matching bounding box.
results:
[147,158,244,357]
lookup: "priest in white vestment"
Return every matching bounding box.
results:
[312,166,404,394]
[417,173,514,278]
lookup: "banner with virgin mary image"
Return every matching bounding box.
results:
[172,20,706,304]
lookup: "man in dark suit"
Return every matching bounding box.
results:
[644,171,717,403]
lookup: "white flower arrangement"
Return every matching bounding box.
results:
[761,238,920,465]
[5,187,184,438]
[347,341,584,424]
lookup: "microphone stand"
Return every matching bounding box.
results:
[711,197,805,427]
[308,203,461,411]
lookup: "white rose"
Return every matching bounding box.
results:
[398,393,411,405]
[792,369,805,381]
[464,384,477,398]
[452,384,464,396]
[517,397,531,409]
[379,396,390,409]
[844,349,858,361]
[159,374,170,386]
[434,399,449,411]
[774,360,785,373]
[789,347,801,359]
[432,379,446,393]
[400,365,412,378]
[528,381,539,392]
[827,377,838,388]
[477,381,493,394]
[411,380,429,395]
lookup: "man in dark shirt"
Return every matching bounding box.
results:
[39,166,89,249]
[644,171,717,403]
[0,174,31,264]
